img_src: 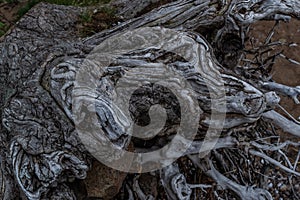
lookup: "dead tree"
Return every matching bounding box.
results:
[0,0,300,199]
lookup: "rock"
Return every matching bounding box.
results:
[84,160,127,199]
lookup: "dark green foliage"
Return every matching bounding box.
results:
[17,0,39,18]
[0,21,7,37]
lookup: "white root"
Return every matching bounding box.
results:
[249,149,300,176]
[262,110,300,137]
[189,156,273,200]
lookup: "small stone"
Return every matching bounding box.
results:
[268,182,273,188]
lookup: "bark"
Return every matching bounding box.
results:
[0,0,300,199]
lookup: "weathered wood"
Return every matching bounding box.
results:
[0,0,300,199]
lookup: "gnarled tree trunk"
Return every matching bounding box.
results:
[1,0,300,199]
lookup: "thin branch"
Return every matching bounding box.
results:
[249,149,300,176]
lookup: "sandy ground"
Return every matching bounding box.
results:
[246,19,300,139]
[248,19,300,110]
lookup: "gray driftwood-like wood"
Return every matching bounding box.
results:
[1,0,300,199]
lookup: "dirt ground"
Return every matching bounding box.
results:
[246,19,300,139]
[248,19,300,110]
